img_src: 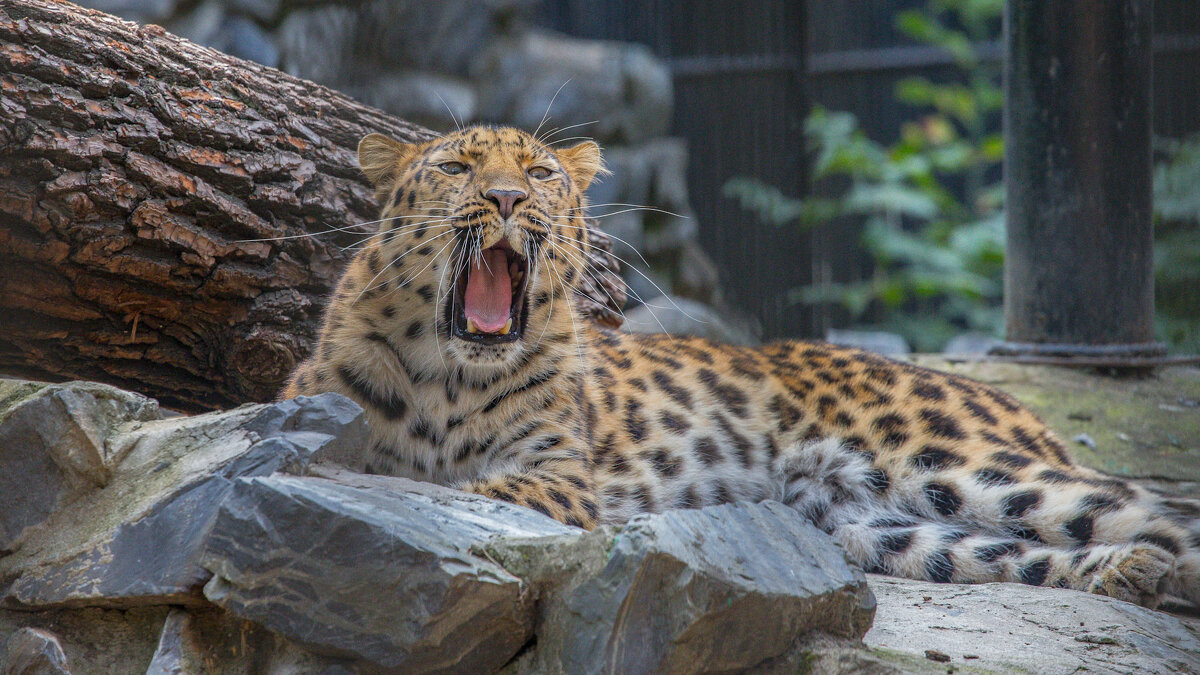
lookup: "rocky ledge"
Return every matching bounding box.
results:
[0,379,874,673]
[1,378,1197,674]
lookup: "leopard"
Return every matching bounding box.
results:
[282,124,1200,611]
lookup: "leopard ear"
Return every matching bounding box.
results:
[358,133,419,188]
[555,140,608,192]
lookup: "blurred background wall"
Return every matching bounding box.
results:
[77,0,1200,353]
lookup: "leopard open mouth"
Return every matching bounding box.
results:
[449,240,531,345]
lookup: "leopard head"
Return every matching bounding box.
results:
[356,125,605,370]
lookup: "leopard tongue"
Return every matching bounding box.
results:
[464,248,512,333]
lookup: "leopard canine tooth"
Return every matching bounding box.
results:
[466,318,479,334]
[500,318,513,335]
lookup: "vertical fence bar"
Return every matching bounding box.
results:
[998,0,1163,359]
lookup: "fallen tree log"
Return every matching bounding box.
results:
[0,0,626,412]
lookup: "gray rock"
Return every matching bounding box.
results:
[2,627,70,675]
[274,6,359,85]
[472,32,672,145]
[591,212,644,271]
[210,16,279,68]
[341,72,477,132]
[74,0,176,23]
[624,294,760,346]
[865,575,1200,674]
[143,609,199,675]
[588,145,654,213]
[0,607,168,675]
[353,0,498,77]
[276,1,501,92]
[825,329,911,356]
[502,502,875,675]
[225,0,278,22]
[642,215,698,258]
[164,0,225,48]
[0,394,365,609]
[588,139,689,203]
[0,380,160,554]
[200,469,579,672]
[673,240,722,305]
[942,332,1001,355]
[143,606,359,675]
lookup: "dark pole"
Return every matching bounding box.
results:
[998,0,1162,360]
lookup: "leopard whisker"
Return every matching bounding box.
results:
[533,242,558,350]
[544,217,656,271]
[390,230,459,292]
[539,228,679,336]
[341,218,453,251]
[433,236,464,373]
[545,248,585,362]
[538,231,641,331]
[542,227,707,326]
[539,120,598,143]
[352,228,457,302]
[533,79,572,142]
[546,136,595,147]
[556,205,688,220]
[534,229,630,322]
[233,215,397,243]
[434,91,463,132]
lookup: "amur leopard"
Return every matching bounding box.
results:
[282,124,1200,610]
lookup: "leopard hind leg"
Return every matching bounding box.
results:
[835,508,1175,607]
[770,438,1195,609]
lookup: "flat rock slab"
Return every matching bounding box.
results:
[505,501,876,675]
[0,392,366,609]
[200,470,580,673]
[911,357,1200,483]
[865,574,1200,674]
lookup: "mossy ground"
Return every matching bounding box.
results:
[911,358,1200,484]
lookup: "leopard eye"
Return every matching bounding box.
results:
[439,161,467,176]
[528,166,553,180]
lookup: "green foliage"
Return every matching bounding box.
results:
[1153,135,1200,353]
[726,0,1199,353]
[726,0,1004,351]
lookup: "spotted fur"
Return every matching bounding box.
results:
[283,125,1200,609]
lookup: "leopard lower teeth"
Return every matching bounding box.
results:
[466,318,479,334]
[500,318,513,335]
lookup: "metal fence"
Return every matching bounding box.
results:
[538,0,1200,340]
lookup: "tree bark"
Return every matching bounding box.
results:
[0,0,626,412]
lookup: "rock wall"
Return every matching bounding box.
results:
[75,0,729,331]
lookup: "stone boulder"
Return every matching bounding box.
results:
[472,32,673,145]
[0,389,366,609]
[81,0,176,23]
[200,468,579,673]
[272,4,360,86]
[498,502,875,675]
[0,380,161,554]
[340,72,477,132]
[624,294,760,346]
[824,329,911,356]
[2,627,70,675]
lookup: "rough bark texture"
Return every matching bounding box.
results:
[0,0,626,412]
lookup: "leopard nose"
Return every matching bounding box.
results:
[484,189,527,219]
